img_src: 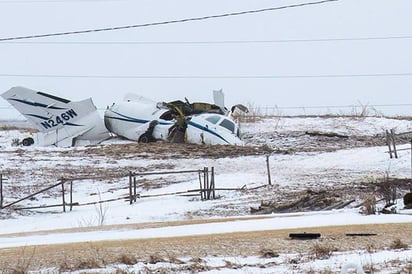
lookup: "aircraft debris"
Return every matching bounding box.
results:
[1,86,110,147]
[104,90,247,146]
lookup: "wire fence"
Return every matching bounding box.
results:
[0,167,219,213]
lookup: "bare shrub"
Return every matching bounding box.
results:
[118,254,138,265]
[67,244,107,271]
[310,244,335,260]
[95,190,109,226]
[351,101,370,119]
[377,174,398,206]
[390,239,408,250]
[95,201,108,226]
[1,247,36,274]
[361,196,377,215]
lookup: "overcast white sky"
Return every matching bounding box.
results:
[1,0,412,118]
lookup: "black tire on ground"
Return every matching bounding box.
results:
[138,134,149,143]
[22,137,34,146]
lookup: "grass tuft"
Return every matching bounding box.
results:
[390,239,408,250]
[310,244,335,260]
[259,248,280,258]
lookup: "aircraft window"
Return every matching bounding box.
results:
[205,115,221,124]
[220,119,235,133]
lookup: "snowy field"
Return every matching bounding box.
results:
[0,116,411,273]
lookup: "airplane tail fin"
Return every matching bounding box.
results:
[213,89,226,112]
[1,86,110,146]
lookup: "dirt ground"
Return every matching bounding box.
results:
[0,221,411,272]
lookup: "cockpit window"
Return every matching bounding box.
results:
[205,115,221,124]
[220,119,235,133]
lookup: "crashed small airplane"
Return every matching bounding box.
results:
[104,90,246,146]
[2,87,246,147]
[1,86,110,147]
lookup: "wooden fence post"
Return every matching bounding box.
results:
[205,167,210,200]
[386,130,393,158]
[211,167,216,200]
[70,181,73,212]
[266,155,272,185]
[129,171,133,205]
[201,168,205,200]
[390,129,398,159]
[198,171,203,200]
[61,180,66,213]
[133,177,137,202]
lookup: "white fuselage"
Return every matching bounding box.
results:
[104,97,244,145]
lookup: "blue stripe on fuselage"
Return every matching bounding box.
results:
[108,110,229,143]
[188,120,229,144]
[108,110,172,126]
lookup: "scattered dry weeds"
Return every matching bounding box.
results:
[0,223,410,272]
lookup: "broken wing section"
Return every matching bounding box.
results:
[1,86,110,147]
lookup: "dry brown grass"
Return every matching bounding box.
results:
[0,223,410,272]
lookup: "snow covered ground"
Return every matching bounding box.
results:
[0,116,411,273]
